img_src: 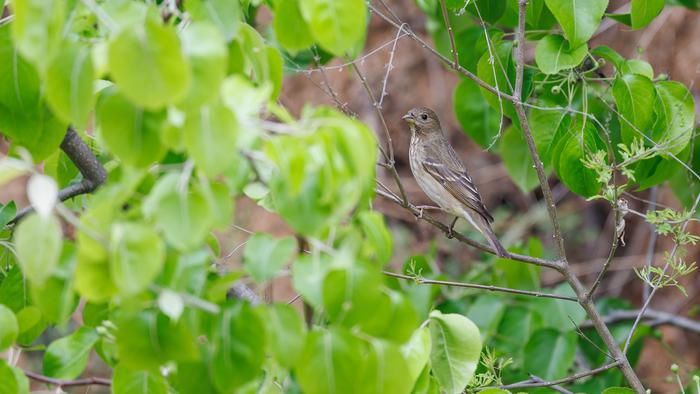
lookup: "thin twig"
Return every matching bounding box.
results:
[529,375,574,394]
[23,370,111,387]
[495,361,621,390]
[586,201,623,300]
[580,308,700,334]
[643,187,658,301]
[351,62,408,205]
[384,271,577,301]
[11,128,107,224]
[439,0,459,69]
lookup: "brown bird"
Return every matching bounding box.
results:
[403,107,509,258]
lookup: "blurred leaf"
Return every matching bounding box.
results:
[0,359,29,394]
[620,59,654,79]
[243,233,297,283]
[299,0,367,57]
[274,0,314,53]
[45,40,94,129]
[361,340,414,394]
[601,388,635,394]
[259,303,307,368]
[186,0,242,41]
[464,0,507,23]
[43,327,99,380]
[500,126,540,192]
[116,311,199,369]
[528,106,567,167]
[14,213,62,285]
[183,102,239,177]
[591,45,625,69]
[401,327,431,388]
[523,328,577,379]
[109,222,165,296]
[631,0,665,29]
[212,302,265,391]
[550,115,603,197]
[10,0,64,71]
[535,35,588,74]
[178,22,228,108]
[0,305,18,351]
[112,365,168,394]
[544,0,608,48]
[154,188,213,251]
[429,310,482,394]
[464,294,506,340]
[108,14,190,109]
[96,87,166,168]
[0,202,16,229]
[532,283,587,329]
[355,211,393,266]
[453,78,501,149]
[494,306,542,356]
[295,327,363,394]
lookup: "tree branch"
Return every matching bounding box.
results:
[383,271,577,301]
[495,361,621,391]
[438,0,459,69]
[580,308,700,334]
[23,369,111,388]
[11,128,107,223]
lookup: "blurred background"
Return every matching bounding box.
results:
[1,0,698,392]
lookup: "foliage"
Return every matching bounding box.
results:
[0,0,697,393]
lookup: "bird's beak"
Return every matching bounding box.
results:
[402,113,415,124]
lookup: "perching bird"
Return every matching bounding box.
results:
[403,107,509,258]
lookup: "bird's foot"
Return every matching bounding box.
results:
[446,216,459,239]
[415,205,440,220]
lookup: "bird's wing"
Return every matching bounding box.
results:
[422,140,494,223]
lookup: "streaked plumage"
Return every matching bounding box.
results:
[404,107,509,258]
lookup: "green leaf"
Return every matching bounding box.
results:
[355,210,393,266]
[477,40,516,119]
[619,59,654,79]
[183,102,239,177]
[112,365,168,394]
[14,213,62,285]
[0,359,29,394]
[401,327,431,388]
[186,0,242,42]
[153,187,213,251]
[464,294,506,340]
[524,329,577,379]
[43,327,99,380]
[532,283,587,329]
[108,14,190,109]
[0,201,16,229]
[212,302,266,391]
[358,289,419,343]
[260,303,307,368]
[10,0,64,71]
[299,0,367,57]
[453,78,501,149]
[544,0,608,48]
[45,40,95,129]
[109,222,165,296]
[243,233,297,283]
[529,106,568,167]
[591,45,625,69]
[631,0,665,29]
[0,305,18,351]
[500,126,539,192]
[322,261,383,328]
[295,327,363,394]
[274,0,315,53]
[429,310,482,394]
[15,305,47,346]
[30,246,79,324]
[178,22,228,108]
[116,311,199,369]
[650,81,695,155]
[535,35,588,74]
[550,116,603,197]
[464,0,508,23]
[607,12,632,26]
[612,74,656,145]
[96,87,166,168]
[494,306,542,355]
[361,340,414,394]
[601,388,635,394]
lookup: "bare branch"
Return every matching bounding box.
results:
[438,0,459,69]
[11,128,107,224]
[23,369,111,388]
[529,375,574,394]
[580,308,700,334]
[495,361,621,391]
[384,271,577,301]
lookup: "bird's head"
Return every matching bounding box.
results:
[402,107,441,135]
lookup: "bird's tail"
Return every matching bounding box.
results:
[469,213,509,258]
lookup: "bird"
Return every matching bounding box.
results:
[403,106,509,258]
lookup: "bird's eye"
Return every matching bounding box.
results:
[420,114,428,121]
